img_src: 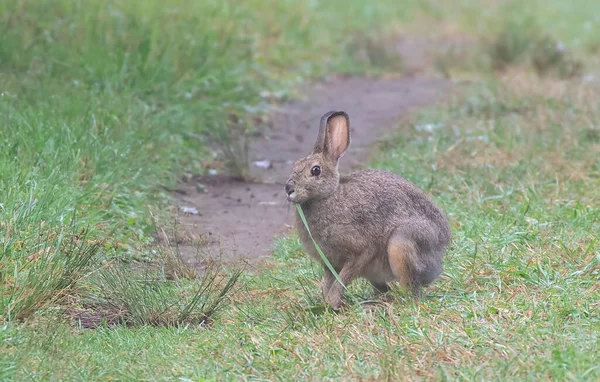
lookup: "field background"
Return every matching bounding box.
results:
[1,0,599,380]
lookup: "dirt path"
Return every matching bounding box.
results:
[172,48,452,265]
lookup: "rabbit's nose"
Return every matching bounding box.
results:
[285,179,295,195]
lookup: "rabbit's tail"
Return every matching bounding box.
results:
[387,224,444,296]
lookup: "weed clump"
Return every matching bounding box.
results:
[488,20,538,70]
[488,20,583,78]
[345,33,404,73]
[531,36,583,78]
[74,252,242,329]
[1,225,100,323]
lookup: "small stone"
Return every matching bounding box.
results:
[253,160,272,169]
[415,123,443,133]
[181,206,199,215]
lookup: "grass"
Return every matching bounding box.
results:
[372,86,599,378]
[2,0,600,380]
[0,0,414,323]
[81,257,243,328]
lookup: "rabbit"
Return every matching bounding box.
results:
[285,111,451,309]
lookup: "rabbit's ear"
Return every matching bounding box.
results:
[324,111,350,162]
[313,111,337,154]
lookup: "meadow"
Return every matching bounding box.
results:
[1,0,599,380]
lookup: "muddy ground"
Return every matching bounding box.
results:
[170,41,454,266]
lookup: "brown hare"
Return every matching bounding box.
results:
[285,111,451,309]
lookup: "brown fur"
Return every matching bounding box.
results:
[285,111,451,309]
[388,239,420,296]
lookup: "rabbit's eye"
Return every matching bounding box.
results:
[310,166,321,176]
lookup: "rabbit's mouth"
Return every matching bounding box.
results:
[286,191,296,203]
[285,179,297,202]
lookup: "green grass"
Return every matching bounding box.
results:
[0,0,415,322]
[2,0,600,380]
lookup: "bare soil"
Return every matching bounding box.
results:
[171,46,453,265]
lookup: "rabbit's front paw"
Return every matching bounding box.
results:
[325,285,344,310]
